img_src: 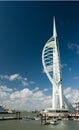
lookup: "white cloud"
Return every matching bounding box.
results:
[43,88,48,92]
[0,85,13,92]
[10,88,32,99]
[9,74,19,81]
[1,85,78,111]
[0,85,13,102]
[64,87,79,103]
[0,75,8,80]
[0,84,79,111]
[0,85,51,111]
[0,74,30,87]
[0,74,19,81]
[1,74,79,111]
[68,43,79,54]
[32,87,39,92]
[21,80,29,87]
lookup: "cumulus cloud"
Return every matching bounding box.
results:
[0,74,79,111]
[0,74,51,111]
[0,85,51,111]
[0,85,13,92]
[64,87,79,103]
[68,43,79,54]
[0,85,13,103]
[1,85,79,111]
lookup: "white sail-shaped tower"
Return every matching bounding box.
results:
[42,17,74,113]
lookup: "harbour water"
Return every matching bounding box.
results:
[0,111,79,130]
[0,120,79,130]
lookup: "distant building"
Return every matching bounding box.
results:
[0,105,8,114]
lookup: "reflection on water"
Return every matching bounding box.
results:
[0,120,79,130]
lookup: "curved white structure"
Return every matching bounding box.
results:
[42,17,73,111]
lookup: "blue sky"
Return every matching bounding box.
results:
[0,1,79,110]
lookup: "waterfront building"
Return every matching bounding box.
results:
[42,17,75,115]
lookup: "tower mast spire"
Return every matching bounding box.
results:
[42,17,75,114]
[53,17,57,37]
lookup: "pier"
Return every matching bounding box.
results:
[40,110,79,125]
[41,114,47,125]
[40,113,58,125]
[0,111,22,121]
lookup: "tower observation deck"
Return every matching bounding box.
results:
[42,17,75,113]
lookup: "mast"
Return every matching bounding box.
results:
[53,17,57,38]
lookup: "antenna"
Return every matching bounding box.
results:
[53,17,57,37]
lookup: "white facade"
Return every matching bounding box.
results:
[42,17,73,111]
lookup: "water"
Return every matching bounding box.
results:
[0,120,79,130]
[0,112,79,130]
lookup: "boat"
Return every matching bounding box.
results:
[50,119,58,125]
[34,116,40,120]
[8,109,16,114]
